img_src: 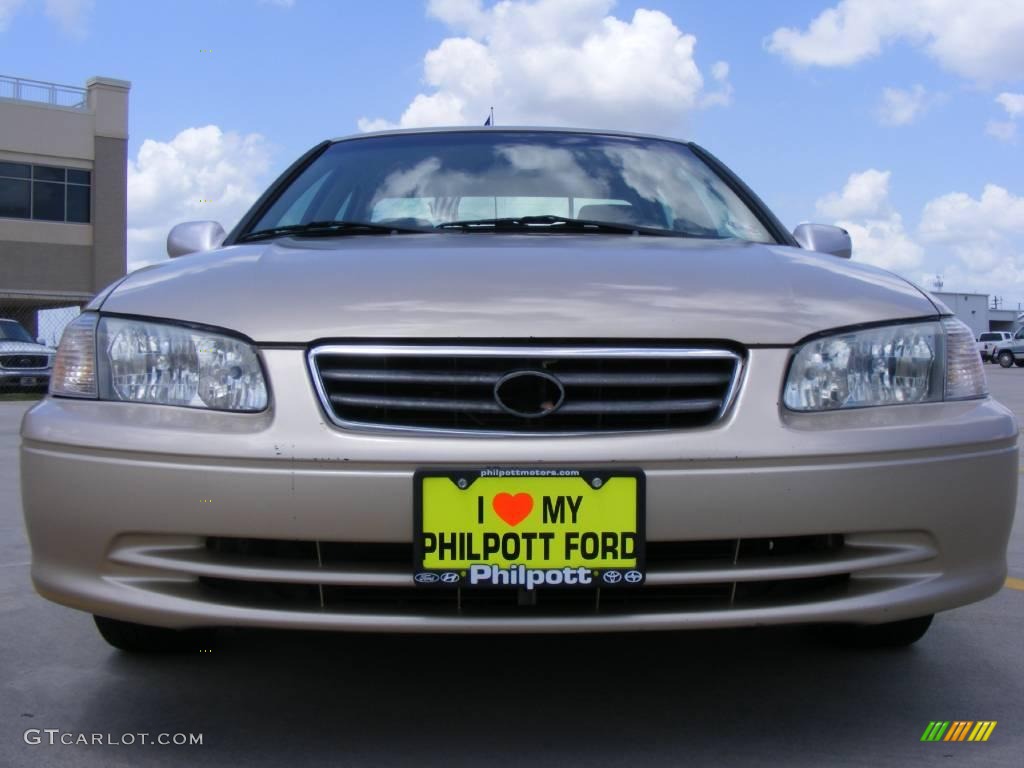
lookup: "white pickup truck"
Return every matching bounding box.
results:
[989,328,1024,367]
[978,331,1013,363]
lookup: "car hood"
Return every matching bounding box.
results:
[0,340,53,354]
[103,235,939,345]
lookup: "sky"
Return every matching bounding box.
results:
[2,0,1023,306]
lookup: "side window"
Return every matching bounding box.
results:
[1015,328,1024,340]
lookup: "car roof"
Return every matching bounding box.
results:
[329,125,691,147]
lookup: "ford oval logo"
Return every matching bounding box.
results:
[493,370,566,419]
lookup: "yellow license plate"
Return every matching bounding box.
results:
[414,468,644,589]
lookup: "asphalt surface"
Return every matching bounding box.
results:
[2,370,1023,767]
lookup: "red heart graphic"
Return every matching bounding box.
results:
[492,492,533,526]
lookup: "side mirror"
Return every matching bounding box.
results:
[36,337,46,346]
[793,223,852,259]
[167,221,226,258]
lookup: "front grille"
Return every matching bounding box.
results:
[309,344,742,433]
[197,534,850,616]
[0,354,47,369]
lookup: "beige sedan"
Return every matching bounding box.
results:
[21,128,1018,652]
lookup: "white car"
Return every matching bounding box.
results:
[0,318,54,390]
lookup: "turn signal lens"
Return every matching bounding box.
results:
[49,313,98,398]
[942,318,988,400]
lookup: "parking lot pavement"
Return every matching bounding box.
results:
[2,369,1023,768]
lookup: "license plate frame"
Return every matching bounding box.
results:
[413,467,645,589]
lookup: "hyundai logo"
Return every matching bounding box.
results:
[493,370,566,419]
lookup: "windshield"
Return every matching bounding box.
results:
[0,320,33,343]
[247,131,776,242]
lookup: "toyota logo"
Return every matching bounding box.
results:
[493,370,565,419]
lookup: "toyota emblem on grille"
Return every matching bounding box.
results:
[493,370,566,419]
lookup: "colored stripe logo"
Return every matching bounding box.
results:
[921,721,997,742]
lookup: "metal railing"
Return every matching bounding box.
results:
[0,75,87,110]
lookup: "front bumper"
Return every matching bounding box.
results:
[20,348,1019,632]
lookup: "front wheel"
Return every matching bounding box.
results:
[817,614,934,648]
[998,351,1015,368]
[94,615,215,653]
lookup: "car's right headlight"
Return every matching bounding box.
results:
[783,318,987,412]
[50,313,268,412]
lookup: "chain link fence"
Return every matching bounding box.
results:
[0,302,82,347]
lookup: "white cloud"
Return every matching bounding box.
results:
[839,215,924,271]
[813,174,1024,300]
[766,0,1024,82]
[986,120,1017,142]
[0,0,25,31]
[997,92,1024,117]
[815,169,922,271]
[919,260,1024,298]
[0,0,93,34]
[987,92,1024,141]
[816,169,891,219]
[43,0,92,36]
[127,126,273,269]
[919,185,1024,245]
[358,0,729,134]
[877,84,929,126]
[702,59,733,107]
[918,185,1024,289]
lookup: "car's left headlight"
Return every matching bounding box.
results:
[50,313,268,411]
[783,318,987,412]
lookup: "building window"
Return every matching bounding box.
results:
[0,162,91,223]
[0,162,30,218]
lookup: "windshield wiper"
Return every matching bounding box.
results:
[435,215,694,237]
[238,220,431,243]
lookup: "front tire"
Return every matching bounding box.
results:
[818,614,933,648]
[94,615,215,653]
[998,351,1015,368]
